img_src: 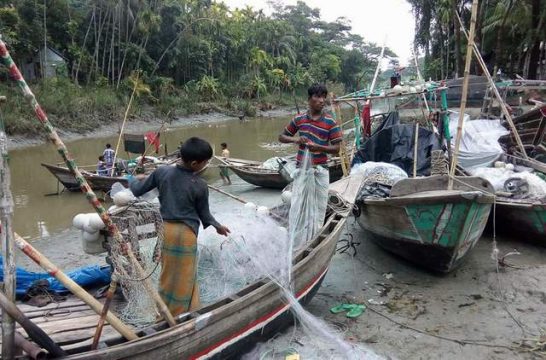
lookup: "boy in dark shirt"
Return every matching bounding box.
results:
[130,137,230,316]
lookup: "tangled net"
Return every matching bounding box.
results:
[107,201,163,327]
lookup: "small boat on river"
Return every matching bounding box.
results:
[216,156,344,189]
[41,163,129,192]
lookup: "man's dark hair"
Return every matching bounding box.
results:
[180,137,213,162]
[106,143,111,148]
[308,83,328,99]
[221,142,227,148]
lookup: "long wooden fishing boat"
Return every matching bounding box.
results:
[3,206,346,359]
[41,163,129,192]
[355,175,495,273]
[216,156,344,189]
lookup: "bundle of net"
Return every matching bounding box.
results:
[197,206,293,305]
[241,150,380,359]
[107,201,163,327]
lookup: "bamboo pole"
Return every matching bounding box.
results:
[448,0,480,190]
[454,11,528,159]
[0,40,176,327]
[13,232,138,341]
[413,122,419,178]
[92,280,117,350]
[0,290,66,358]
[208,184,247,204]
[332,99,349,176]
[112,71,140,176]
[0,99,15,359]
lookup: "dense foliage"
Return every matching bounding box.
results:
[407,0,545,80]
[0,0,395,99]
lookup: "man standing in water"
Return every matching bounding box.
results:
[278,83,342,243]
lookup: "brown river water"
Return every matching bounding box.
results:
[10,115,294,241]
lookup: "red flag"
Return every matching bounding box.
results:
[145,132,161,154]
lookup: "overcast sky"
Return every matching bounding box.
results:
[220,0,416,66]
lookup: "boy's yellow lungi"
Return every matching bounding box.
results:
[159,222,200,317]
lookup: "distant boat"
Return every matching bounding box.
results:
[215,156,344,189]
[41,163,130,192]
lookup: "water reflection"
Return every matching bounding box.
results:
[9,115,294,240]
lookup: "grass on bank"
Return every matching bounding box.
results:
[0,77,342,137]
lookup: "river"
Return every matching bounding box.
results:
[9,115,293,241]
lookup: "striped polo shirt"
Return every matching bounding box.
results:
[283,112,342,166]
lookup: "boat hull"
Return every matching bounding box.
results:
[495,201,546,240]
[41,163,128,192]
[226,159,344,189]
[357,192,493,273]
[61,212,345,359]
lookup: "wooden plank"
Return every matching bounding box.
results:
[61,326,118,352]
[17,299,87,314]
[391,176,495,197]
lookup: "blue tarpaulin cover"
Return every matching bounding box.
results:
[0,255,111,297]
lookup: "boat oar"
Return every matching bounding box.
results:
[0,290,66,358]
[208,184,247,205]
[91,279,117,350]
[12,232,138,342]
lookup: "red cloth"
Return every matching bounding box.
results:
[145,132,161,154]
[361,103,372,138]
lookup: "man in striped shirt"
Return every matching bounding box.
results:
[278,83,342,244]
[279,83,343,169]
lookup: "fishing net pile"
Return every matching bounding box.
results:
[470,165,546,200]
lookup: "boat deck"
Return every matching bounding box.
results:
[0,297,131,353]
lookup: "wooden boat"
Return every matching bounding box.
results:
[355,175,495,273]
[41,163,129,192]
[216,156,344,189]
[499,104,546,162]
[488,155,546,240]
[4,205,347,359]
[42,153,181,193]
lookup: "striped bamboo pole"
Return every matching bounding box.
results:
[0,40,176,327]
[448,0,479,189]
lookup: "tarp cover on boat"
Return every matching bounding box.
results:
[448,111,509,169]
[352,111,441,176]
[0,255,111,297]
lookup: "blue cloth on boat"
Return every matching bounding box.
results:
[0,255,111,297]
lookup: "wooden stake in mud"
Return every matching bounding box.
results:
[0,290,66,358]
[0,95,16,360]
[0,40,176,327]
[13,233,138,341]
[454,11,528,159]
[448,0,480,190]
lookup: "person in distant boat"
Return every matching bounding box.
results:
[130,137,230,316]
[102,143,115,176]
[219,142,232,185]
[96,156,108,176]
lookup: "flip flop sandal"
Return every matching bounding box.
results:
[330,303,352,314]
[346,304,366,318]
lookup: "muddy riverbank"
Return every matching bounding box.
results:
[6,107,295,151]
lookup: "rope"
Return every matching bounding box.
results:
[431,150,449,176]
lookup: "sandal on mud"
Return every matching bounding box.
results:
[346,304,366,318]
[330,303,353,314]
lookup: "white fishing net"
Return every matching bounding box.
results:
[107,202,163,327]
[288,149,329,251]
